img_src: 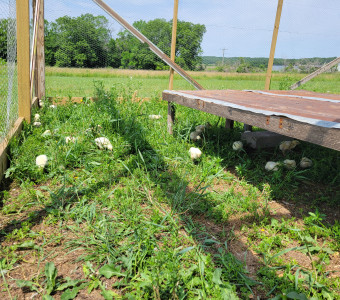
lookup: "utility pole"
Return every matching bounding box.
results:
[221,48,227,65]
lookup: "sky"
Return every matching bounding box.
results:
[44,0,340,58]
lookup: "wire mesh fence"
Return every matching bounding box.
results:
[41,0,339,96]
[0,0,18,144]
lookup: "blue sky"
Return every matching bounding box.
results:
[45,0,340,58]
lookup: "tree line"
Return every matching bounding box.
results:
[0,14,206,71]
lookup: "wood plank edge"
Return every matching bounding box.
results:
[0,118,24,183]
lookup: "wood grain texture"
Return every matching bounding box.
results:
[17,0,31,122]
[265,0,283,90]
[36,0,45,99]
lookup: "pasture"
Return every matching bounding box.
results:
[0,68,339,299]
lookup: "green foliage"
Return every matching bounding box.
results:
[45,14,111,68]
[0,18,8,59]
[117,18,206,70]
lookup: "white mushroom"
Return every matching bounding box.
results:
[39,99,44,107]
[33,122,41,127]
[34,114,40,122]
[36,155,48,169]
[42,130,51,137]
[189,147,202,160]
[190,131,201,141]
[232,141,243,151]
[149,114,162,120]
[300,157,312,169]
[95,137,112,151]
[265,161,279,171]
[65,136,76,144]
[283,159,296,170]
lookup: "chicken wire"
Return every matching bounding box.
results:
[44,0,339,94]
[0,0,18,144]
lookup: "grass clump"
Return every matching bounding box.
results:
[0,78,339,299]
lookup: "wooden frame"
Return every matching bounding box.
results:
[163,91,340,151]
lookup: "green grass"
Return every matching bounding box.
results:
[0,69,339,299]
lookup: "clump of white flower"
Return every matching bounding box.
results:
[265,161,279,171]
[65,136,76,144]
[95,137,112,151]
[34,114,40,122]
[232,141,243,151]
[36,155,48,169]
[42,130,51,137]
[300,157,312,169]
[149,115,162,120]
[190,131,201,141]
[49,104,56,109]
[189,147,202,160]
[33,122,41,127]
[283,159,296,170]
[39,99,44,107]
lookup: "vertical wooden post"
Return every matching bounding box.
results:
[17,0,31,122]
[35,0,45,100]
[168,0,179,134]
[265,0,283,90]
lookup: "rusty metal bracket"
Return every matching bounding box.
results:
[279,118,283,129]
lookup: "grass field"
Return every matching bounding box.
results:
[0,68,339,299]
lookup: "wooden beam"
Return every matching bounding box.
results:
[290,57,340,90]
[0,118,24,183]
[17,0,31,122]
[169,0,179,91]
[168,0,179,134]
[265,0,283,91]
[92,0,204,90]
[36,0,45,99]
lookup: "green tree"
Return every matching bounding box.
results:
[46,14,112,68]
[116,18,206,70]
[0,18,8,60]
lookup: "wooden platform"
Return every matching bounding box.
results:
[163,89,340,151]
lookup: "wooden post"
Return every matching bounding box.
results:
[169,0,178,91]
[290,57,340,90]
[265,0,283,90]
[168,0,179,134]
[17,0,31,122]
[35,0,45,99]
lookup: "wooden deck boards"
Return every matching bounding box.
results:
[163,89,340,151]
